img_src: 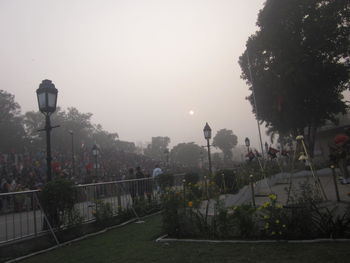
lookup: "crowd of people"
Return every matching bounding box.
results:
[0,149,165,195]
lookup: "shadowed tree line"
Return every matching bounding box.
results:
[0,89,135,155]
[0,89,240,171]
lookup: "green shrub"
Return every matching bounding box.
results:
[185,172,199,185]
[259,194,288,239]
[231,205,258,238]
[40,178,77,228]
[157,174,174,189]
[214,169,237,194]
[162,190,184,236]
[93,200,113,225]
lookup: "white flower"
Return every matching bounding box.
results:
[298,153,308,161]
[296,135,304,140]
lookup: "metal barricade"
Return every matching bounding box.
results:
[0,190,43,244]
[0,174,187,245]
[0,177,159,245]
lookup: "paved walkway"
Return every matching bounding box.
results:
[203,168,350,215]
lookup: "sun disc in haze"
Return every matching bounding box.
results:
[189,110,195,116]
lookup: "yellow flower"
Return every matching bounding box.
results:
[265,223,269,229]
[188,201,193,207]
[262,202,270,208]
[271,231,276,235]
[276,204,283,209]
[269,194,277,200]
[276,219,280,224]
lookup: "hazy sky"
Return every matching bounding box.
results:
[0,0,270,149]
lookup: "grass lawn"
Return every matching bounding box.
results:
[21,214,350,263]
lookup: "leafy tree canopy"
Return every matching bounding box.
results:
[239,0,350,140]
[0,90,26,152]
[213,129,238,164]
[170,142,203,167]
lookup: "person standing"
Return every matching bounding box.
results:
[152,164,163,193]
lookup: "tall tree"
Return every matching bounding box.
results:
[239,0,350,155]
[24,107,95,153]
[170,142,203,167]
[0,90,26,152]
[212,129,238,165]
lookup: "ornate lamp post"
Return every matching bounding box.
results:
[68,130,75,178]
[92,144,99,178]
[203,122,212,174]
[36,79,58,182]
[245,137,250,153]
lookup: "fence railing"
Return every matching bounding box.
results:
[0,173,185,245]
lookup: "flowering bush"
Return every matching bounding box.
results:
[259,194,287,239]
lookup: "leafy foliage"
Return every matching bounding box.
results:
[170,142,203,167]
[239,0,350,151]
[93,199,114,225]
[162,180,350,240]
[40,178,77,228]
[0,90,26,152]
[213,129,238,165]
[213,169,238,194]
[157,173,174,189]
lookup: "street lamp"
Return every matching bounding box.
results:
[203,122,212,174]
[36,79,58,182]
[245,137,250,153]
[92,144,99,178]
[68,130,75,178]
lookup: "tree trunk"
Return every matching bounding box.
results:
[305,125,317,159]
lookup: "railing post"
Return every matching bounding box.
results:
[33,192,37,236]
[183,179,186,208]
[250,174,256,207]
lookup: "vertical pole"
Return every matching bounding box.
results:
[95,155,98,178]
[331,165,341,202]
[250,174,256,207]
[45,115,52,182]
[207,139,212,175]
[33,192,37,236]
[300,139,327,200]
[71,133,75,177]
[183,179,186,208]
